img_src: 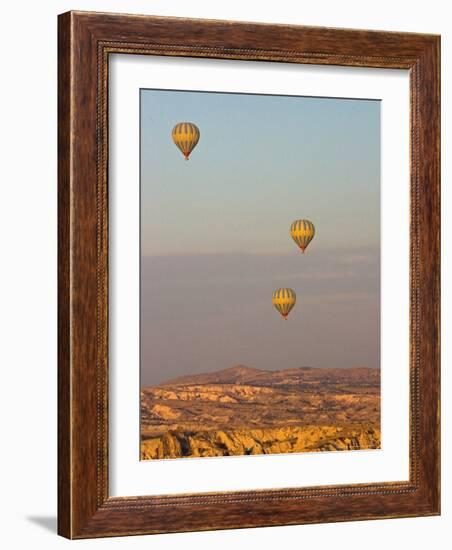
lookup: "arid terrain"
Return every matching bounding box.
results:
[141,365,380,460]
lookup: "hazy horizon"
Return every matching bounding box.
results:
[150,363,380,388]
[140,89,380,386]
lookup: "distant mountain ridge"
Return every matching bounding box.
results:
[160,365,264,386]
[159,364,378,387]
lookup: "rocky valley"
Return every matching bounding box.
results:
[141,365,380,460]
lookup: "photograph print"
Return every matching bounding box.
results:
[140,89,381,460]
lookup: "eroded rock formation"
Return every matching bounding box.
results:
[141,366,380,460]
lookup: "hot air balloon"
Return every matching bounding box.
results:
[272,288,296,319]
[172,122,200,160]
[290,219,315,253]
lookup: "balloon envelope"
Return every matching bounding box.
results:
[172,122,200,160]
[290,219,315,253]
[272,288,296,319]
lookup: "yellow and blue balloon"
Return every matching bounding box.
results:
[272,288,296,319]
[172,122,200,160]
[290,219,315,253]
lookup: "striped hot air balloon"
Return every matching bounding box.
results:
[171,122,200,160]
[272,288,296,319]
[290,219,315,253]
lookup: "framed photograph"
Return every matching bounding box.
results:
[58,11,440,538]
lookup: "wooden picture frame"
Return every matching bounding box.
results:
[58,11,440,538]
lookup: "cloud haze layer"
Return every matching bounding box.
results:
[141,248,380,386]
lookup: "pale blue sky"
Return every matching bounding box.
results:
[141,90,380,255]
[140,89,380,386]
